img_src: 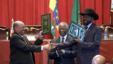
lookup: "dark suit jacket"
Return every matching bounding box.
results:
[10,33,42,64]
[49,35,77,64]
[77,24,102,64]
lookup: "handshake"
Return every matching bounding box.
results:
[42,43,51,51]
[41,42,65,51]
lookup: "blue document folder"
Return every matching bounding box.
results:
[68,23,86,41]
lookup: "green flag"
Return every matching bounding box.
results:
[51,21,55,36]
[71,0,80,24]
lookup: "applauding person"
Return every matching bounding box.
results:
[10,21,50,64]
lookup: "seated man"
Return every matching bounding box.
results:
[92,55,106,64]
[49,22,77,64]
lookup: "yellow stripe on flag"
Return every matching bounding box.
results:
[49,0,56,11]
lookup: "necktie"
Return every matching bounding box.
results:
[62,37,64,43]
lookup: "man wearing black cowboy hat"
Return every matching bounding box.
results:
[74,8,103,64]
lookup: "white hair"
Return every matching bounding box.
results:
[59,22,69,29]
[92,55,106,64]
[13,21,25,29]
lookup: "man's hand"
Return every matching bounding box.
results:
[35,31,43,40]
[50,43,57,48]
[61,49,65,54]
[69,38,81,45]
[43,43,50,51]
[74,38,81,43]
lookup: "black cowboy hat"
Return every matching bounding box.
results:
[80,8,99,20]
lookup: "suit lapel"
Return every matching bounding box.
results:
[84,24,95,40]
[22,35,31,44]
[14,33,30,44]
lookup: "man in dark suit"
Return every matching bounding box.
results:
[10,21,50,64]
[75,9,103,64]
[49,22,77,64]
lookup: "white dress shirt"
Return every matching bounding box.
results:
[60,35,67,43]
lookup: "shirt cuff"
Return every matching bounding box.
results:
[41,46,44,51]
[56,50,60,57]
